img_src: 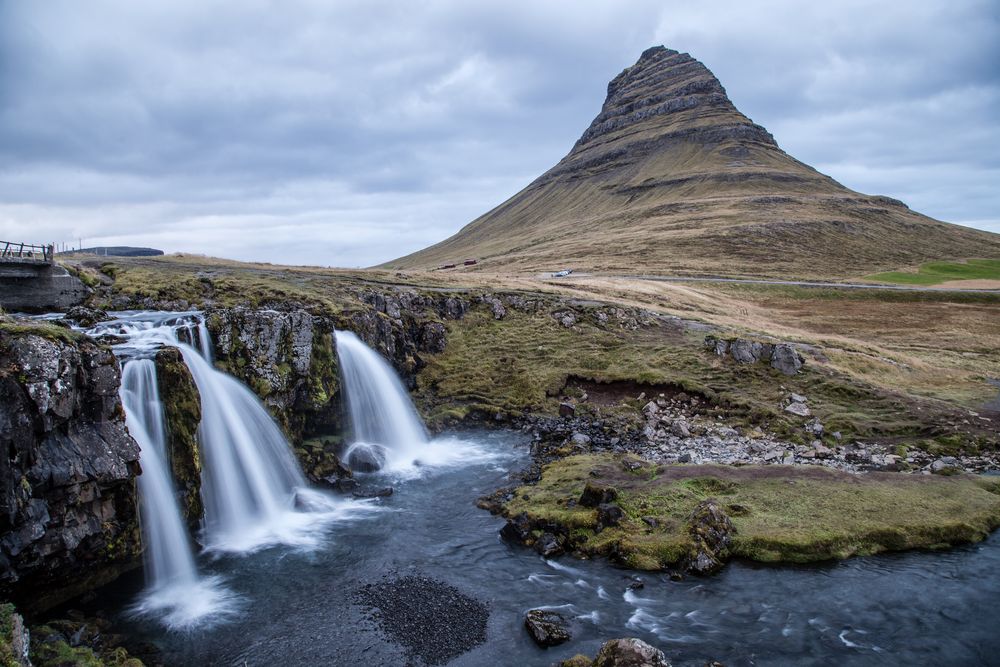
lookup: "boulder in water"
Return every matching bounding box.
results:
[345,443,388,472]
[593,638,672,666]
[533,532,564,558]
[524,609,571,647]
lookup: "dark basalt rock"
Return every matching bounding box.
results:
[0,330,142,612]
[580,482,618,508]
[345,444,387,473]
[500,512,532,543]
[62,306,110,328]
[524,609,571,647]
[597,503,626,529]
[533,532,564,558]
[684,500,735,575]
[154,346,203,534]
[593,637,672,666]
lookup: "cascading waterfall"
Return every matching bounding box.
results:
[175,344,322,550]
[120,360,199,589]
[335,330,429,472]
[84,311,373,627]
[334,330,499,478]
[119,358,237,629]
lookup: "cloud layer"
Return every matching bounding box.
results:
[1,0,997,266]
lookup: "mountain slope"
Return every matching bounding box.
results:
[386,46,1000,279]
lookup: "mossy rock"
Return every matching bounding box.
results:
[155,346,204,533]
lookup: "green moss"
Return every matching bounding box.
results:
[504,454,1000,570]
[155,347,204,531]
[0,321,85,344]
[0,603,21,667]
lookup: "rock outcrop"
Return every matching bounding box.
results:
[705,335,804,375]
[0,326,142,612]
[206,307,340,441]
[154,346,203,534]
[524,609,571,647]
[561,638,672,667]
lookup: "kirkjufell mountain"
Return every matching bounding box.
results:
[387,46,1000,278]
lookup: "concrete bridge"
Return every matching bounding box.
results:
[0,241,89,313]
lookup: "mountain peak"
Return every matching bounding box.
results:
[577,45,771,151]
[385,47,1000,278]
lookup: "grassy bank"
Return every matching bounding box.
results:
[503,454,1000,570]
[866,259,1000,286]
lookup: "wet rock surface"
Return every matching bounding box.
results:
[524,608,571,647]
[154,346,203,534]
[0,329,142,612]
[206,307,339,441]
[593,637,672,667]
[353,574,488,666]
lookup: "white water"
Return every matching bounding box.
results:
[335,330,502,478]
[335,330,428,472]
[89,312,379,627]
[119,359,237,629]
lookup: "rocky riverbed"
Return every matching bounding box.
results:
[518,389,1000,476]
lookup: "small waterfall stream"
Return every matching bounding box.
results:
[175,344,316,551]
[119,360,199,589]
[119,356,237,629]
[335,330,429,472]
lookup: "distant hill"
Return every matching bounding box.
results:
[385,46,1000,279]
[58,246,164,258]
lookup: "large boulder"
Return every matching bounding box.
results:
[579,482,618,508]
[684,500,735,575]
[593,638,671,667]
[524,609,571,647]
[770,344,804,376]
[0,327,142,612]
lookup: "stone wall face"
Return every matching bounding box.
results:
[0,263,89,314]
[0,331,142,612]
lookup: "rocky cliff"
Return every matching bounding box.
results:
[386,45,1000,278]
[0,323,142,613]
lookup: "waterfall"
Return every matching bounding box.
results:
[335,330,428,472]
[120,358,237,629]
[120,360,199,589]
[176,344,311,549]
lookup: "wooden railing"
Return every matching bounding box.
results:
[1,241,54,263]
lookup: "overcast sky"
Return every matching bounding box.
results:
[1,1,997,267]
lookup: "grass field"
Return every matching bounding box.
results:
[72,255,1000,449]
[867,259,1000,286]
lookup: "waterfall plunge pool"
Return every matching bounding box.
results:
[78,428,1000,666]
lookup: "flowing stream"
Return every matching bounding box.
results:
[79,428,1000,665]
[68,311,1000,662]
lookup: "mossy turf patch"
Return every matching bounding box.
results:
[866,258,1000,286]
[503,454,1000,570]
[0,320,85,344]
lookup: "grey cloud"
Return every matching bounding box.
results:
[0,0,996,266]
